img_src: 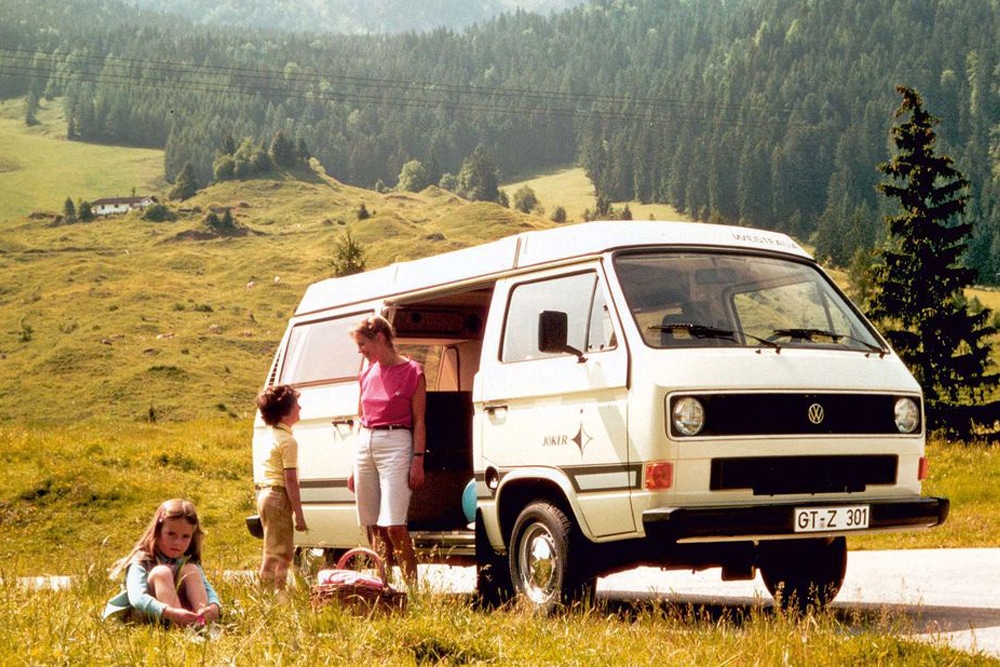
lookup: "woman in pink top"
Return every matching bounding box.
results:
[348,315,426,585]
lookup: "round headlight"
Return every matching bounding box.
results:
[894,397,920,434]
[672,397,705,436]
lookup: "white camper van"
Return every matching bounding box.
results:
[251,220,947,609]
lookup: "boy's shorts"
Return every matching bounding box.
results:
[257,486,294,560]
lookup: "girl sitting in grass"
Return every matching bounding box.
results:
[103,498,221,627]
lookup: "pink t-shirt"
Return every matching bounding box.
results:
[359,358,423,428]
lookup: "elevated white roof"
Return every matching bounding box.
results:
[296,220,809,315]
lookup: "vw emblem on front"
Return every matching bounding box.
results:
[807,403,825,425]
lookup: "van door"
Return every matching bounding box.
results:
[269,312,370,547]
[477,267,633,537]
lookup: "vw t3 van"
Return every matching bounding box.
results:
[251,220,948,609]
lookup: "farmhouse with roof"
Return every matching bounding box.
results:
[91,195,158,216]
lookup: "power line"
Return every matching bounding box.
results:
[0,46,808,130]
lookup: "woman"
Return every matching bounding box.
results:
[348,314,426,585]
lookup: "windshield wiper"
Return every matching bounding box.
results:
[770,328,886,357]
[651,323,782,351]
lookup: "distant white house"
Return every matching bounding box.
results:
[91,196,158,216]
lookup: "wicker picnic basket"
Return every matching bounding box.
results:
[310,547,407,614]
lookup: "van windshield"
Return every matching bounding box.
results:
[613,251,884,352]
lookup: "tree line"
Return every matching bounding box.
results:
[6,0,1000,283]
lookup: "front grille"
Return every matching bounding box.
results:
[672,393,913,436]
[710,455,898,495]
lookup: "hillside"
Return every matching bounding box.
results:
[0,159,553,425]
[9,1,1000,281]
[124,0,586,34]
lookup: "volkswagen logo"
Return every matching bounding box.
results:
[807,403,825,425]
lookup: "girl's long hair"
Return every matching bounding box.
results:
[111,498,205,577]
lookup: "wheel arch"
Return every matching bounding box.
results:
[495,470,582,549]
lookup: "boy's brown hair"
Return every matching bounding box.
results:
[256,384,300,426]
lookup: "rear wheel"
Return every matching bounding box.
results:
[759,537,847,610]
[509,501,594,613]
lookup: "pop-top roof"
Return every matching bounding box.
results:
[295,220,809,316]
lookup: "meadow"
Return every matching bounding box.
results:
[1,100,998,665]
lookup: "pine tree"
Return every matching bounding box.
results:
[62,196,76,223]
[867,86,997,425]
[457,144,500,203]
[169,161,199,201]
[332,230,366,277]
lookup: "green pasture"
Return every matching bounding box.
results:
[503,166,688,223]
[0,98,165,223]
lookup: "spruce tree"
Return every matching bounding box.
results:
[169,161,199,201]
[867,86,997,424]
[457,144,500,203]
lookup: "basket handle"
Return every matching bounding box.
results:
[336,547,387,585]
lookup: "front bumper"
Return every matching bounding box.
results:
[643,496,949,542]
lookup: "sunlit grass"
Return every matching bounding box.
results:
[0,98,166,223]
[0,561,986,666]
[502,166,689,223]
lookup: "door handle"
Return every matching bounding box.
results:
[484,404,507,415]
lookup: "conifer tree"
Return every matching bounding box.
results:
[62,196,76,223]
[169,161,199,201]
[867,86,997,422]
[332,230,366,277]
[457,144,500,203]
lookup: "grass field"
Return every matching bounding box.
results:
[0,98,165,223]
[503,166,689,224]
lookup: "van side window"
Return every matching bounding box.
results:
[501,272,615,363]
[280,316,361,385]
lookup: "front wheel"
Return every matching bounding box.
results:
[509,501,594,613]
[759,537,847,610]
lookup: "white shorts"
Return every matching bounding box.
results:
[354,428,413,527]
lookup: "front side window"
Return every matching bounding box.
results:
[280,315,363,385]
[614,252,882,352]
[501,272,617,363]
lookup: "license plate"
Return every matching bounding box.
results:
[793,505,870,533]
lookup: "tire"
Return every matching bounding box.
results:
[508,501,594,613]
[475,513,514,608]
[759,537,847,610]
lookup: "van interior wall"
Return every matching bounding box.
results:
[409,390,474,530]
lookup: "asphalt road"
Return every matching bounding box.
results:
[422,548,1000,660]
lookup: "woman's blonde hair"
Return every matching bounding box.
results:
[111,499,205,576]
[351,314,395,348]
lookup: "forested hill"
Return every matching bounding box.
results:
[122,0,586,35]
[5,0,1000,282]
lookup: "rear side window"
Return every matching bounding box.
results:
[279,316,361,385]
[501,272,616,363]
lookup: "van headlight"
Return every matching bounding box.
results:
[894,397,920,434]
[671,396,705,436]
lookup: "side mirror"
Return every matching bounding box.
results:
[538,310,585,362]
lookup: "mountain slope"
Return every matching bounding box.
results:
[123,0,587,34]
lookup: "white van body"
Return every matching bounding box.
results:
[252,220,947,609]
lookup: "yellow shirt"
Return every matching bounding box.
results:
[262,423,297,487]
